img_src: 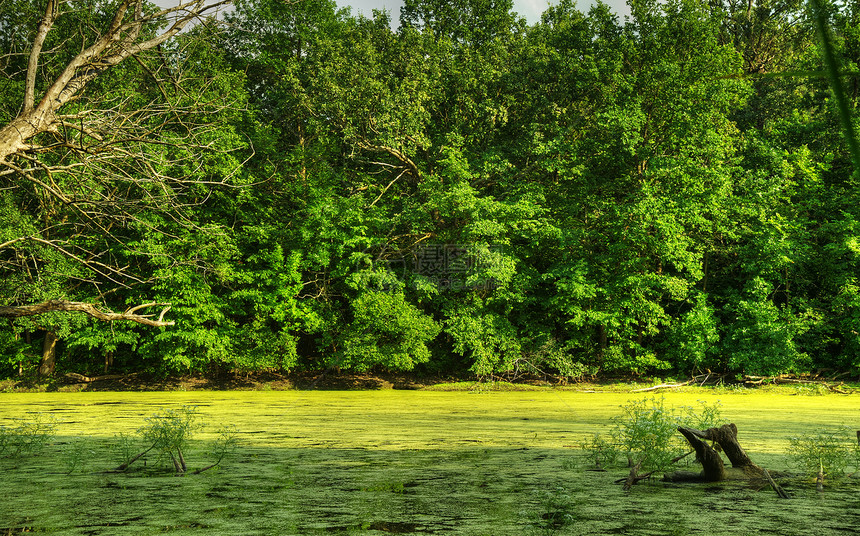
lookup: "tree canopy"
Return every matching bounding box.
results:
[1,0,859,380]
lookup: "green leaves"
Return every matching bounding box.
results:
[604,397,724,473]
[138,406,202,458]
[663,293,720,373]
[4,0,860,380]
[335,290,441,371]
[0,413,56,458]
[722,277,812,375]
[446,304,522,375]
[788,428,857,481]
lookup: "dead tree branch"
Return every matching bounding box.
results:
[0,0,244,316]
[1,0,232,162]
[0,299,174,326]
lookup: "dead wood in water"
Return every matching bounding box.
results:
[660,423,791,498]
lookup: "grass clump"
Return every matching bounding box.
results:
[530,485,577,535]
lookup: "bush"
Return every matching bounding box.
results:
[590,397,723,473]
[516,338,599,382]
[138,405,202,472]
[788,429,855,483]
[115,406,238,474]
[335,290,441,371]
[583,432,618,469]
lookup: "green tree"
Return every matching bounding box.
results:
[513,0,749,374]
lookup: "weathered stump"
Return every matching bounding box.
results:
[676,426,727,481]
[664,423,789,498]
[682,424,763,478]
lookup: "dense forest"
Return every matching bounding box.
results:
[1,0,859,380]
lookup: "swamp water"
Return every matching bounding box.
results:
[1,390,858,535]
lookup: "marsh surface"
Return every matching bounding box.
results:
[1,390,858,534]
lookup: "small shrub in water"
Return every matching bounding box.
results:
[0,414,56,458]
[115,406,237,475]
[138,405,202,472]
[62,438,94,474]
[583,432,618,469]
[589,397,724,473]
[112,432,143,469]
[532,486,576,534]
[788,429,854,486]
[191,424,239,474]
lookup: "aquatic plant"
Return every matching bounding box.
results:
[788,429,855,488]
[0,413,56,458]
[605,397,724,473]
[114,406,236,474]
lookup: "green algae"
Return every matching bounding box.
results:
[0,390,859,535]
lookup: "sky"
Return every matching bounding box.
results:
[334,0,632,24]
[153,0,632,26]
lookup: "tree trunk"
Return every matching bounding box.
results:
[623,461,643,491]
[677,427,726,482]
[700,424,762,476]
[597,324,607,349]
[38,331,58,376]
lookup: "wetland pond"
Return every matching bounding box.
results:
[1,390,859,535]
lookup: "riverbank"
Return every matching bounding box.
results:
[2,369,858,395]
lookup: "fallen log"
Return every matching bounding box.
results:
[630,373,729,392]
[65,372,131,383]
[742,374,855,393]
[631,380,693,393]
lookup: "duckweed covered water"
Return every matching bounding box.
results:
[1,390,858,534]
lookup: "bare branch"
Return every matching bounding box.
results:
[369,168,409,207]
[0,0,247,327]
[356,140,422,180]
[0,0,233,163]
[0,299,175,326]
[26,236,145,287]
[25,0,58,112]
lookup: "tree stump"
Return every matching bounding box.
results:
[664,423,790,498]
[666,423,764,481]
